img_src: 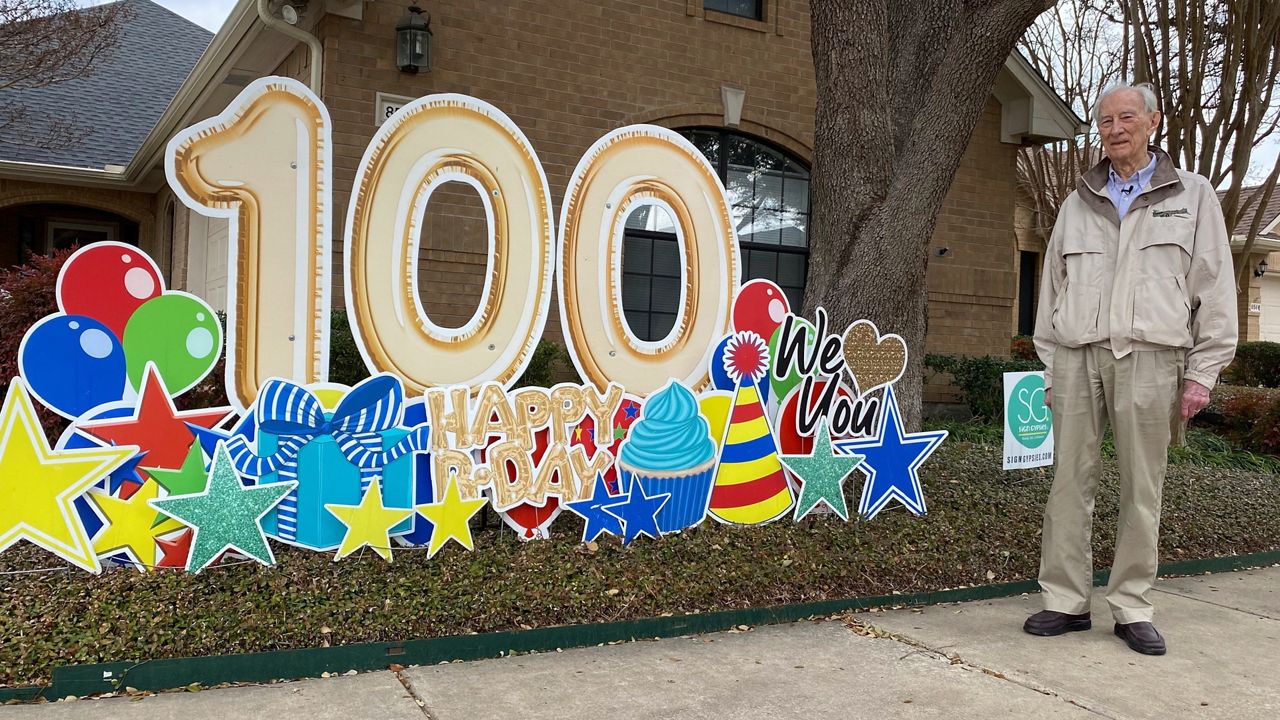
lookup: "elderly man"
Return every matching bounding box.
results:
[1025,82,1237,655]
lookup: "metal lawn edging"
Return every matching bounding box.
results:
[3,548,1277,704]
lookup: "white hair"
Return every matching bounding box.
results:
[1095,82,1160,118]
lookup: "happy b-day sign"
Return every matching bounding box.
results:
[0,78,945,573]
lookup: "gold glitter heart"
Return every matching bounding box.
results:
[841,321,907,395]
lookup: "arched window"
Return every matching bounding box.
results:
[621,128,810,342]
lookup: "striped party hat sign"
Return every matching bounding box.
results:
[708,332,794,525]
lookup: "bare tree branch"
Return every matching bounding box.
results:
[0,0,131,151]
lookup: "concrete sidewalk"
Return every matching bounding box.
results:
[4,566,1278,719]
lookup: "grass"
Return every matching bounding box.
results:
[2,425,1278,688]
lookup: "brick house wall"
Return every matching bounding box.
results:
[310,0,1023,380]
[313,0,817,344]
[923,99,1021,402]
[1,0,1038,406]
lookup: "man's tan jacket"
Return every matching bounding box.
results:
[1033,148,1238,390]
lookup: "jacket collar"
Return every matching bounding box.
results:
[1077,146,1183,227]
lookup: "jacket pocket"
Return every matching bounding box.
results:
[1061,235,1107,287]
[1132,275,1192,347]
[1052,280,1102,345]
[1136,219,1194,277]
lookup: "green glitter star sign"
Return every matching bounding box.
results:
[780,421,864,521]
[150,442,296,573]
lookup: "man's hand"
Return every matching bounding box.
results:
[1180,380,1210,420]
[1044,388,1052,409]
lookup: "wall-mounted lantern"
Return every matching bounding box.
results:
[396,4,432,73]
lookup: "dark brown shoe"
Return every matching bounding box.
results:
[1023,610,1091,636]
[1114,622,1166,655]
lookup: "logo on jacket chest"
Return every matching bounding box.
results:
[1152,207,1191,218]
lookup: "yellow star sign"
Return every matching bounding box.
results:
[89,479,185,569]
[0,379,135,573]
[324,479,412,562]
[416,474,488,559]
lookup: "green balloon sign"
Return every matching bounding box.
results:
[768,316,816,402]
[122,293,223,395]
[1007,374,1051,448]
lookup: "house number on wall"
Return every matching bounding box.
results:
[374,91,414,126]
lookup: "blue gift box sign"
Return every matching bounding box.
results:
[258,426,416,552]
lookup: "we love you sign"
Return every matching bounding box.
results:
[0,78,946,573]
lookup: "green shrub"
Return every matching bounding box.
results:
[328,309,371,386]
[0,250,74,441]
[1207,386,1280,456]
[1010,335,1038,361]
[925,353,1044,421]
[175,311,229,411]
[1222,341,1280,388]
[515,339,567,388]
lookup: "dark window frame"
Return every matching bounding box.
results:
[621,128,811,342]
[703,0,764,21]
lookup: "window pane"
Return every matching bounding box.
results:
[756,170,783,210]
[780,220,807,248]
[778,252,805,287]
[621,273,651,313]
[673,128,811,313]
[680,129,720,167]
[624,206,650,230]
[650,312,677,340]
[727,167,753,207]
[627,312,651,340]
[747,249,778,281]
[742,218,781,245]
[704,0,762,20]
[782,285,803,311]
[651,236,681,277]
[725,135,756,167]
[651,276,682,314]
[623,234,651,274]
[783,176,809,211]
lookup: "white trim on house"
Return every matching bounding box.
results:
[1231,236,1280,254]
[992,52,1089,145]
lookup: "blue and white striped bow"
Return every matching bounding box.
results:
[224,374,430,541]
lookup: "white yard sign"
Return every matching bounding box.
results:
[1003,370,1053,470]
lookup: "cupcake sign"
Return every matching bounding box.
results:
[0,78,946,573]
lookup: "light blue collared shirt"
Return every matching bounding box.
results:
[1106,152,1157,221]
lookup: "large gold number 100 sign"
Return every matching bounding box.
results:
[168,77,738,411]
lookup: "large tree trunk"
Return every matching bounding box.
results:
[806,0,1053,429]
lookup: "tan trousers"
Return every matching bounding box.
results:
[1038,344,1182,624]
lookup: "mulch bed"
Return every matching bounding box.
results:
[3,428,1278,687]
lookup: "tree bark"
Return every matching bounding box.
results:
[807,0,1053,429]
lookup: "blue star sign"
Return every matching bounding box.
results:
[565,474,625,543]
[834,386,947,520]
[604,477,669,546]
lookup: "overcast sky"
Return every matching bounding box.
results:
[153,0,237,31]
[81,0,1280,187]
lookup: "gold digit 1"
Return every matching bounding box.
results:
[166,77,332,412]
[344,94,554,394]
[558,126,740,396]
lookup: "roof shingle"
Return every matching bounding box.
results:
[1218,185,1280,239]
[0,0,211,169]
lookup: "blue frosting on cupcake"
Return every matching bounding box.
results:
[618,382,716,472]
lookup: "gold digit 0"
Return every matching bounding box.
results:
[558,126,740,396]
[166,77,331,412]
[344,95,554,394]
